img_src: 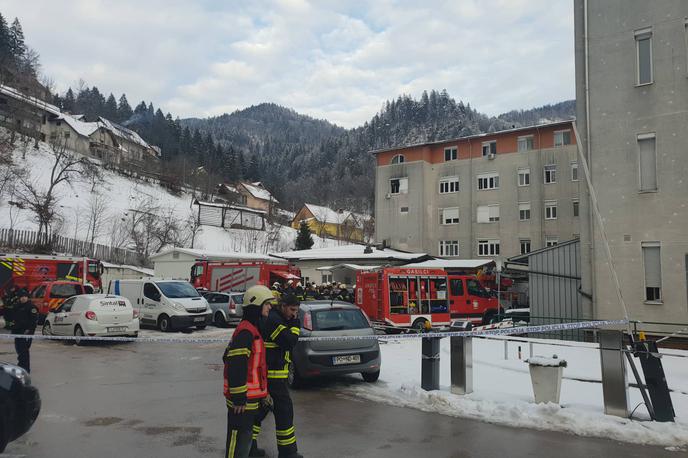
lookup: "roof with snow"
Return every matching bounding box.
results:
[272,245,428,262]
[57,114,100,138]
[97,116,152,150]
[316,263,381,271]
[302,203,349,225]
[193,199,268,215]
[241,182,278,203]
[402,259,495,269]
[101,261,155,276]
[150,247,284,262]
[0,84,61,116]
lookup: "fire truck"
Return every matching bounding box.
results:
[355,267,500,330]
[190,260,301,293]
[0,254,104,301]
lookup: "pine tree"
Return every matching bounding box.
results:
[8,18,26,62]
[295,221,314,250]
[63,88,75,112]
[104,93,118,120]
[134,101,148,115]
[0,13,10,64]
[117,94,133,121]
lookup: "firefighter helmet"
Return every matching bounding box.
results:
[244,285,276,308]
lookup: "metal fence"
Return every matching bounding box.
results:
[0,228,140,266]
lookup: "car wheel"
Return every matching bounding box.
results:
[483,310,497,325]
[42,322,52,336]
[74,325,85,346]
[287,362,304,389]
[362,370,380,383]
[411,318,428,331]
[158,314,172,332]
[214,311,227,328]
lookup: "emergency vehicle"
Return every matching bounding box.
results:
[0,254,104,301]
[190,260,301,293]
[355,267,500,330]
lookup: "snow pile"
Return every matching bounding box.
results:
[341,337,688,448]
[526,355,567,367]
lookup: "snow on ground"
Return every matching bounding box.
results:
[340,336,688,449]
[0,137,336,254]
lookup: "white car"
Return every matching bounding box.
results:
[42,294,139,342]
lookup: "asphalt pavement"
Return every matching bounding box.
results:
[0,331,680,458]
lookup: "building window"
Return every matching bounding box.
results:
[642,242,661,302]
[439,176,459,193]
[518,168,530,186]
[439,240,459,257]
[477,205,499,223]
[571,162,579,181]
[439,207,459,225]
[635,28,653,85]
[572,199,580,217]
[545,200,557,220]
[444,147,457,161]
[544,164,557,184]
[477,172,499,190]
[554,130,571,147]
[545,237,559,247]
[390,177,408,195]
[520,239,531,255]
[391,154,405,164]
[482,141,497,157]
[64,132,70,139]
[518,202,531,221]
[400,206,409,214]
[321,274,333,284]
[517,135,533,152]
[478,239,500,256]
[638,133,657,192]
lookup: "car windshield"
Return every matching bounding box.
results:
[312,309,368,331]
[50,284,81,298]
[155,282,199,298]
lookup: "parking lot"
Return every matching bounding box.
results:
[0,326,681,458]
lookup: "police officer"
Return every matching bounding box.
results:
[10,288,38,373]
[223,285,274,458]
[254,293,302,458]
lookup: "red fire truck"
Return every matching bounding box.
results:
[0,254,104,301]
[190,260,301,293]
[355,267,500,330]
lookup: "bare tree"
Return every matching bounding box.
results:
[85,192,108,245]
[128,197,161,263]
[14,140,88,247]
[107,214,130,250]
[183,210,202,248]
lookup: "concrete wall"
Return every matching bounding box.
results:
[575,0,688,325]
[102,267,153,291]
[375,123,580,259]
[152,252,197,280]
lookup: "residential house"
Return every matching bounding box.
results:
[291,203,367,243]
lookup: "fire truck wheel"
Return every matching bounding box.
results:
[362,370,380,383]
[42,322,52,336]
[411,318,428,331]
[158,315,172,332]
[482,311,497,325]
[74,325,85,346]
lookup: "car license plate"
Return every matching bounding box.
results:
[332,355,361,365]
[107,326,127,333]
[194,317,206,322]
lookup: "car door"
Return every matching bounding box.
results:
[449,278,466,314]
[52,297,77,335]
[142,282,162,321]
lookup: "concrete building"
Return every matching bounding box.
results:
[374,121,581,260]
[575,1,688,326]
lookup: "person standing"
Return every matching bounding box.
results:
[253,293,302,458]
[10,289,38,373]
[223,285,274,458]
[2,284,18,330]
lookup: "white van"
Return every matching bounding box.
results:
[109,279,211,332]
[42,294,139,340]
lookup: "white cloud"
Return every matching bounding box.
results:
[0,0,574,127]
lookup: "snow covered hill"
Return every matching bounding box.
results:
[0,135,338,257]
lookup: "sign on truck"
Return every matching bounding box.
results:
[190,260,301,293]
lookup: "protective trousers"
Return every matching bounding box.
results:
[226,407,258,458]
[14,337,32,373]
[253,379,297,457]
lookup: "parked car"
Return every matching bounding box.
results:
[0,362,41,453]
[205,292,244,327]
[289,301,381,388]
[31,281,90,319]
[42,294,139,343]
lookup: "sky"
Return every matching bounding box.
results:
[0,0,575,128]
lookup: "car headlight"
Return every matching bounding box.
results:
[172,302,185,311]
[2,364,30,386]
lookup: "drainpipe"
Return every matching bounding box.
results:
[583,0,596,320]
[468,139,473,258]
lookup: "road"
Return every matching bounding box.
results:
[0,332,679,458]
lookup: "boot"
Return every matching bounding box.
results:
[249,440,266,457]
[278,453,303,458]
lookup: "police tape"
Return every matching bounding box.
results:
[0,319,628,344]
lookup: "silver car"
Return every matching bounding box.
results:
[205,292,244,327]
[289,301,381,388]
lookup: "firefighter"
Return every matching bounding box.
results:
[294,282,305,301]
[254,293,302,458]
[223,285,274,458]
[304,284,318,301]
[2,284,19,330]
[10,288,38,373]
[335,284,351,303]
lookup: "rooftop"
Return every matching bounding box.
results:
[401,259,495,269]
[150,247,284,262]
[241,182,278,203]
[272,244,428,262]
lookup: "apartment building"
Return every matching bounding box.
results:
[575,1,688,325]
[373,121,580,259]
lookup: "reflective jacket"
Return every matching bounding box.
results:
[223,320,268,409]
[262,309,300,379]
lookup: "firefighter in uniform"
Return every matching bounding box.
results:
[252,293,302,458]
[2,284,19,330]
[10,289,38,373]
[223,285,274,458]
